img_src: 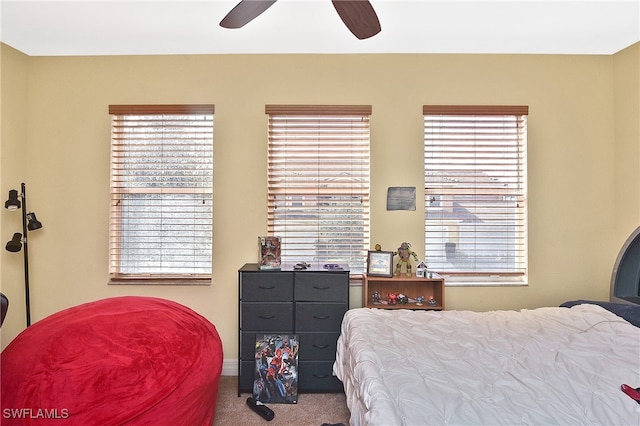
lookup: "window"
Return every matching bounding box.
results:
[266,105,371,275]
[423,105,528,285]
[109,105,214,284]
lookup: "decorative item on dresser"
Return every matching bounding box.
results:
[238,263,349,396]
[366,250,394,277]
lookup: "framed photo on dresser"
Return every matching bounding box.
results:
[367,250,394,277]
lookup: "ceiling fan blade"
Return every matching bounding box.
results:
[220,0,278,29]
[331,0,381,40]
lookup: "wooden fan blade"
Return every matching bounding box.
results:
[220,0,278,29]
[331,0,381,40]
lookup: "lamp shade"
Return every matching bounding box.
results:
[26,212,43,231]
[5,189,21,210]
[6,233,23,252]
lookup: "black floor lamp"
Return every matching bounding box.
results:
[4,183,43,327]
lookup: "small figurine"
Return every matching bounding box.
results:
[374,244,382,251]
[394,242,419,276]
[397,293,409,304]
[416,296,424,306]
[427,296,437,307]
[387,292,399,305]
[372,291,381,305]
[416,260,428,278]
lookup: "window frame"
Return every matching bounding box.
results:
[108,104,214,285]
[265,104,371,276]
[423,105,528,286]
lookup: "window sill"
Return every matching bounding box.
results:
[109,277,211,286]
[436,272,527,287]
[444,280,528,287]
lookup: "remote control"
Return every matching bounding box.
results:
[246,397,275,421]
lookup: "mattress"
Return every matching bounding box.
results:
[333,305,640,425]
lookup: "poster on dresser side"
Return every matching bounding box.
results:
[253,334,299,404]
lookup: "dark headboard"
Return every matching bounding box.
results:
[0,293,8,327]
[611,226,640,305]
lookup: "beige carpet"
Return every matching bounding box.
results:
[213,376,351,425]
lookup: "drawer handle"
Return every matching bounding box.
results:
[313,315,330,320]
[258,285,275,290]
[312,344,329,349]
[258,315,275,320]
[313,285,330,290]
[313,373,331,379]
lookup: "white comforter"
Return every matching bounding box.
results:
[333,305,640,425]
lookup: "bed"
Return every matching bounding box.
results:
[1,296,223,425]
[333,303,640,425]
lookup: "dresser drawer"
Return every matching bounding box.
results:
[295,272,348,302]
[239,360,255,392]
[242,303,293,331]
[295,302,347,331]
[298,361,344,392]
[298,332,339,361]
[241,272,294,302]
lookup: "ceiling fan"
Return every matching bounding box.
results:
[220,0,382,40]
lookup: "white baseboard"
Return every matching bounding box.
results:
[222,358,239,376]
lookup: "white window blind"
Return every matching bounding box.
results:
[266,105,371,274]
[109,105,214,283]
[424,105,528,284]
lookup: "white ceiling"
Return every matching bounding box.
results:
[1,0,639,56]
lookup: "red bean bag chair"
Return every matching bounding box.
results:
[1,296,223,425]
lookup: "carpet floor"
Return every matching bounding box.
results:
[213,376,351,425]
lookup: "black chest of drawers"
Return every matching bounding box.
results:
[238,263,349,395]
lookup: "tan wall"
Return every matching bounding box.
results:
[1,44,29,344]
[1,46,638,365]
[613,43,640,245]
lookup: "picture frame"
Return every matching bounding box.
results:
[367,250,394,277]
[386,186,416,211]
